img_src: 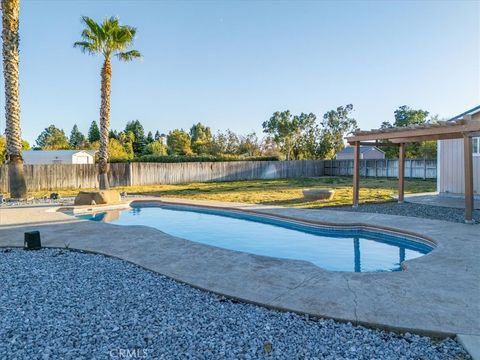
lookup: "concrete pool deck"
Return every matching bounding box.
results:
[0,198,479,340]
[404,192,480,209]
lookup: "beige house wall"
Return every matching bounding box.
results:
[438,138,480,196]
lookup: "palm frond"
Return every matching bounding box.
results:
[103,16,119,35]
[116,50,142,62]
[81,16,105,42]
[124,25,137,38]
[75,15,141,62]
[81,29,96,41]
[73,41,96,55]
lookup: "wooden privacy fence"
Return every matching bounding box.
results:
[0,160,325,192]
[0,158,436,192]
[324,159,437,179]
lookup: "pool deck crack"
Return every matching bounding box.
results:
[269,273,318,304]
[343,274,359,324]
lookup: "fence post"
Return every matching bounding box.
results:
[386,159,389,178]
[375,160,378,178]
[423,158,427,180]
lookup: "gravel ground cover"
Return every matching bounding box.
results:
[327,202,480,224]
[0,249,469,360]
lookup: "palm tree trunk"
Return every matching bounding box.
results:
[2,0,27,198]
[98,57,111,189]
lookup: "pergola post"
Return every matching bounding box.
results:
[398,143,405,203]
[352,141,360,207]
[463,133,474,224]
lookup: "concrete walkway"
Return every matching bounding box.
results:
[0,198,479,339]
[405,192,480,209]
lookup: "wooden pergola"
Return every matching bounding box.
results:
[346,115,480,223]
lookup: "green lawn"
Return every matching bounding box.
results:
[31,177,436,208]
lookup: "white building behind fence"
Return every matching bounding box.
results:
[22,150,96,165]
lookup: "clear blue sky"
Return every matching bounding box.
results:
[2,0,479,144]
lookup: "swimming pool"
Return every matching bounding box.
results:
[76,204,433,272]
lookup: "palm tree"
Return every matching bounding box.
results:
[2,0,27,198]
[74,16,141,189]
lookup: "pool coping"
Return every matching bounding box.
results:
[0,197,479,339]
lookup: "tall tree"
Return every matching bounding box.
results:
[393,105,429,127]
[107,138,134,161]
[190,122,212,154]
[108,129,119,140]
[69,124,85,148]
[210,130,240,155]
[74,16,141,189]
[381,105,433,158]
[167,129,192,155]
[88,120,100,143]
[262,111,317,160]
[146,131,154,144]
[125,120,146,155]
[35,125,70,150]
[295,123,321,159]
[319,104,357,159]
[2,0,26,197]
[143,140,167,156]
[238,132,261,157]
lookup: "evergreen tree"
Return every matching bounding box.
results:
[146,131,154,144]
[88,121,100,143]
[69,124,85,148]
[109,129,119,139]
[36,125,70,150]
[154,130,161,141]
[125,120,146,155]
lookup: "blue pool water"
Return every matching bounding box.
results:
[76,204,433,272]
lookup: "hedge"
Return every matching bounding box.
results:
[109,155,280,163]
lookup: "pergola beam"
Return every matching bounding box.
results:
[389,133,466,143]
[358,141,400,147]
[346,119,480,143]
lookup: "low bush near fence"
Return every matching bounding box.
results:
[112,155,280,163]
